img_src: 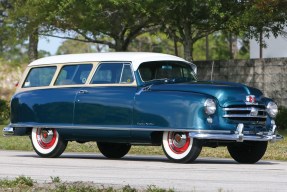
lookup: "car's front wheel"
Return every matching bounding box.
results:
[162,131,202,163]
[97,142,131,159]
[227,141,268,164]
[31,128,67,158]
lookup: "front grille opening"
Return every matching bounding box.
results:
[223,105,267,125]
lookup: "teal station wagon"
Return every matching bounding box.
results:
[3,52,283,163]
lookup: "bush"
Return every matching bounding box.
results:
[275,106,287,130]
[0,99,9,124]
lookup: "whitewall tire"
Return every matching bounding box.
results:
[31,128,67,158]
[162,131,202,163]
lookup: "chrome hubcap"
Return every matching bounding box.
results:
[168,132,190,154]
[36,128,57,149]
[173,133,187,148]
[40,129,54,143]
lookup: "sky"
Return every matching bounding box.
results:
[250,32,287,58]
[38,36,64,55]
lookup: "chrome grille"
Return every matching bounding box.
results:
[223,105,267,124]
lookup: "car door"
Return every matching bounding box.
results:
[73,62,137,141]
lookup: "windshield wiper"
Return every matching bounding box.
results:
[144,77,197,85]
[145,78,176,85]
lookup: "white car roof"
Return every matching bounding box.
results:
[28,52,189,71]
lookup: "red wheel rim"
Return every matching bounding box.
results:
[168,132,191,154]
[36,128,57,149]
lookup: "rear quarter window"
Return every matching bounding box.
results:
[23,66,57,88]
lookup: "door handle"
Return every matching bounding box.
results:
[78,90,88,94]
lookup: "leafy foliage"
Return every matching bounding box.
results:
[0,177,174,192]
[240,0,287,41]
[0,176,34,188]
[2,0,287,62]
[0,99,9,124]
[276,106,287,130]
[56,36,108,55]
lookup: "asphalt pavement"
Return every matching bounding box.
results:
[0,150,286,191]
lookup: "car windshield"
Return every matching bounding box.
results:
[138,61,197,84]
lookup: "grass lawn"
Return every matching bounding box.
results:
[0,125,286,161]
[0,176,174,192]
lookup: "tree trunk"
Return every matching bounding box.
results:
[229,32,233,59]
[259,31,263,59]
[182,24,192,61]
[114,39,129,51]
[174,36,178,56]
[28,28,39,62]
[205,34,209,60]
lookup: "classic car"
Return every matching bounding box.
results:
[3,52,283,163]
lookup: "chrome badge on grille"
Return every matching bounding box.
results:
[250,107,259,116]
[245,95,257,105]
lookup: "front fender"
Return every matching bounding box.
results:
[133,90,215,130]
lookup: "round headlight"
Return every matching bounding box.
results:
[204,99,216,115]
[267,102,278,118]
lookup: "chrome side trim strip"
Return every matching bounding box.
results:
[8,123,232,133]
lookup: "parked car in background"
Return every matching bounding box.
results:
[3,52,283,163]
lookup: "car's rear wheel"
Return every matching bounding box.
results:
[162,131,202,163]
[97,142,131,159]
[31,128,67,158]
[227,141,268,164]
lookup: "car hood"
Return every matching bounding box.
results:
[149,81,264,107]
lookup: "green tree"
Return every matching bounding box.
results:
[192,32,249,61]
[239,0,287,58]
[160,0,234,61]
[39,0,160,51]
[128,32,183,55]
[3,0,56,62]
[56,36,108,55]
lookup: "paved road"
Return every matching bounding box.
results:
[0,150,286,191]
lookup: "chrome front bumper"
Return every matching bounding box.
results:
[189,123,284,142]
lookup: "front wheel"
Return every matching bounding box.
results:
[227,141,268,164]
[31,128,67,158]
[162,131,202,163]
[97,142,131,159]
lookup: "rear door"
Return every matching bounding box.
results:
[73,62,137,141]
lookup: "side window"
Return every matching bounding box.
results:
[91,63,134,84]
[23,66,56,88]
[55,64,92,85]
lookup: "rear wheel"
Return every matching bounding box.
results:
[162,131,202,163]
[31,128,67,158]
[97,142,131,159]
[227,141,268,164]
